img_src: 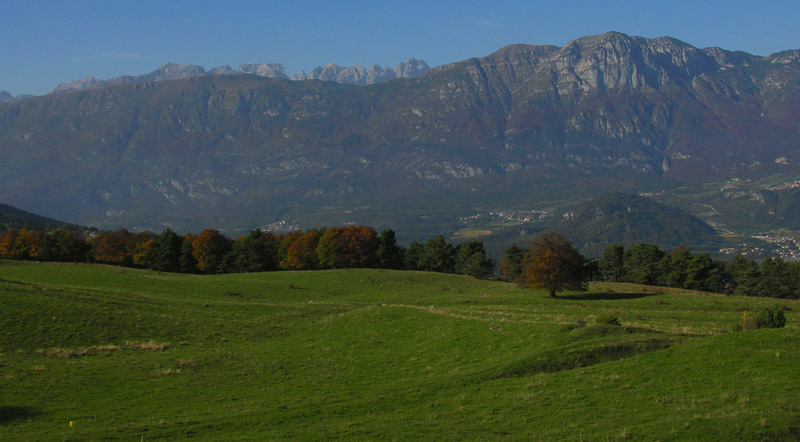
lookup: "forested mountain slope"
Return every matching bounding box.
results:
[1,32,799,237]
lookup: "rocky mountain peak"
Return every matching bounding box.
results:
[43,57,429,95]
[766,49,800,64]
[489,43,559,58]
[0,90,34,103]
[208,65,236,75]
[48,76,104,94]
[236,63,288,79]
[289,59,430,85]
[455,32,751,93]
[145,63,207,81]
[0,90,15,103]
[393,58,430,78]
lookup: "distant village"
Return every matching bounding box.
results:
[720,232,800,261]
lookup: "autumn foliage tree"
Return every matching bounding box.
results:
[130,232,156,268]
[316,226,379,269]
[518,232,588,297]
[0,229,31,260]
[192,229,232,274]
[91,229,136,265]
[285,230,321,270]
[278,231,304,270]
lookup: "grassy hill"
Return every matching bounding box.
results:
[1,261,798,440]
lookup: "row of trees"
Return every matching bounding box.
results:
[3,225,798,299]
[499,239,800,299]
[589,243,797,299]
[595,243,800,298]
[0,226,495,277]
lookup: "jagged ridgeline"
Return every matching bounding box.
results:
[1,32,799,236]
[549,193,721,257]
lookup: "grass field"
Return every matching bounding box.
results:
[1,261,799,441]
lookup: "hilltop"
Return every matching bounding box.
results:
[549,193,721,257]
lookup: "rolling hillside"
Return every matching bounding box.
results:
[1,261,798,440]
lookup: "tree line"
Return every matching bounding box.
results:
[500,241,800,299]
[3,225,799,300]
[0,226,494,277]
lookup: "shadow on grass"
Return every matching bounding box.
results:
[0,406,41,423]
[562,291,660,301]
[491,338,675,379]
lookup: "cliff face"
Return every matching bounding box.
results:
[1,32,799,234]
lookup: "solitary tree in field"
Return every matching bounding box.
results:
[518,232,588,297]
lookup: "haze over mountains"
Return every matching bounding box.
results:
[1,32,799,245]
[46,58,431,94]
[0,90,33,103]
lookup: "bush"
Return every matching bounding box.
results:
[757,305,787,329]
[595,315,621,326]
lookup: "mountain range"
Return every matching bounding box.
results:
[46,59,431,94]
[1,32,799,244]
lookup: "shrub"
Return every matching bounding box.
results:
[756,305,787,329]
[595,315,621,326]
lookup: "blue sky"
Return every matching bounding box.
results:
[2,0,799,96]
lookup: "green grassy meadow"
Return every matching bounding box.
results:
[1,261,799,441]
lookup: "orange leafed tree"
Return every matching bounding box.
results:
[130,233,156,268]
[316,226,378,269]
[0,230,24,259]
[278,231,304,270]
[91,229,135,264]
[192,229,231,274]
[285,231,321,270]
[518,232,588,297]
